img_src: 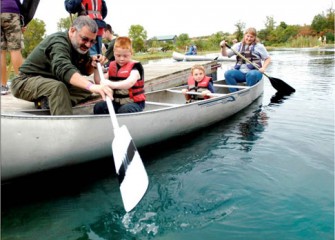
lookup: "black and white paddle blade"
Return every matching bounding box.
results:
[112,125,149,212]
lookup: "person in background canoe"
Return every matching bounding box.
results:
[185,44,197,55]
[182,64,214,103]
[93,36,145,114]
[102,23,116,67]
[10,16,114,115]
[220,27,271,92]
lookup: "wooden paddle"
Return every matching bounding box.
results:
[225,43,295,95]
[97,62,149,212]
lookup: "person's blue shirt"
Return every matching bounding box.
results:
[185,45,197,55]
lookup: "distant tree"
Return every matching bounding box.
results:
[311,14,328,33]
[322,7,334,43]
[284,25,301,38]
[128,25,147,52]
[278,21,288,29]
[264,16,276,32]
[176,33,190,50]
[297,25,315,37]
[57,16,73,32]
[311,7,334,42]
[146,37,159,49]
[207,32,226,49]
[161,42,173,52]
[258,16,276,44]
[325,7,335,30]
[271,23,300,44]
[22,18,46,58]
[193,39,206,51]
[234,21,245,41]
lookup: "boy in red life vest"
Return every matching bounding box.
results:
[182,64,215,103]
[94,36,145,114]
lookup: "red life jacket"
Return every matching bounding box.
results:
[108,61,146,103]
[81,0,103,20]
[187,75,212,99]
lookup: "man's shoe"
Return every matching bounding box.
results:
[34,96,49,109]
[1,85,9,95]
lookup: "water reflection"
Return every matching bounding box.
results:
[270,91,290,104]
[238,108,268,142]
[2,49,334,240]
[70,99,272,239]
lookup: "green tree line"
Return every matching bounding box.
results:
[22,7,334,58]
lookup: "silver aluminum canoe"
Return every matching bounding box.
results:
[1,79,263,180]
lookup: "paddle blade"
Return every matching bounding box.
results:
[112,125,149,212]
[268,76,296,95]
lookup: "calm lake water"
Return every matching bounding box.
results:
[1,48,334,240]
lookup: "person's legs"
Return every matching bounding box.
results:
[96,35,102,55]
[11,75,73,115]
[224,69,246,92]
[245,70,263,86]
[94,100,121,114]
[89,35,103,56]
[1,51,7,87]
[9,49,22,74]
[1,13,22,93]
[1,13,8,88]
[67,84,93,106]
[93,101,108,114]
[89,44,98,56]
[117,102,143,113]
[93,101,143,114]
[1,13,23,94]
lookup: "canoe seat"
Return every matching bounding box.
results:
[166,89,226,97]
[146,101,182,107]
[213,84,250,89]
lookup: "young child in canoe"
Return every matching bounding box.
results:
[182,64,215,103]
[93,36,145,114]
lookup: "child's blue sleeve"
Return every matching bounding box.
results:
[208,81,215,93]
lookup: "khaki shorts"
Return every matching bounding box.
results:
[1,13,22,51]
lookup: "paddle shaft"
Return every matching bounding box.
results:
[224,43,270,78]
[96,63,120,129]
[69,13,73,24]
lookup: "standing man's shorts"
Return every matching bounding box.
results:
[1,13,22,51]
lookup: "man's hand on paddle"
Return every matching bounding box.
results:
[88,55,114,100]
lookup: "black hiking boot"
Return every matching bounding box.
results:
[34,96,49,109]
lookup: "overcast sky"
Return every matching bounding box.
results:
[34,0,333,38]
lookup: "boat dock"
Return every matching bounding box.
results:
[1,60,224,112]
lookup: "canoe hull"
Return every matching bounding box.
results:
[1,80,263,180]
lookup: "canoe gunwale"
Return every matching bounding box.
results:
[1,86,256,120]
